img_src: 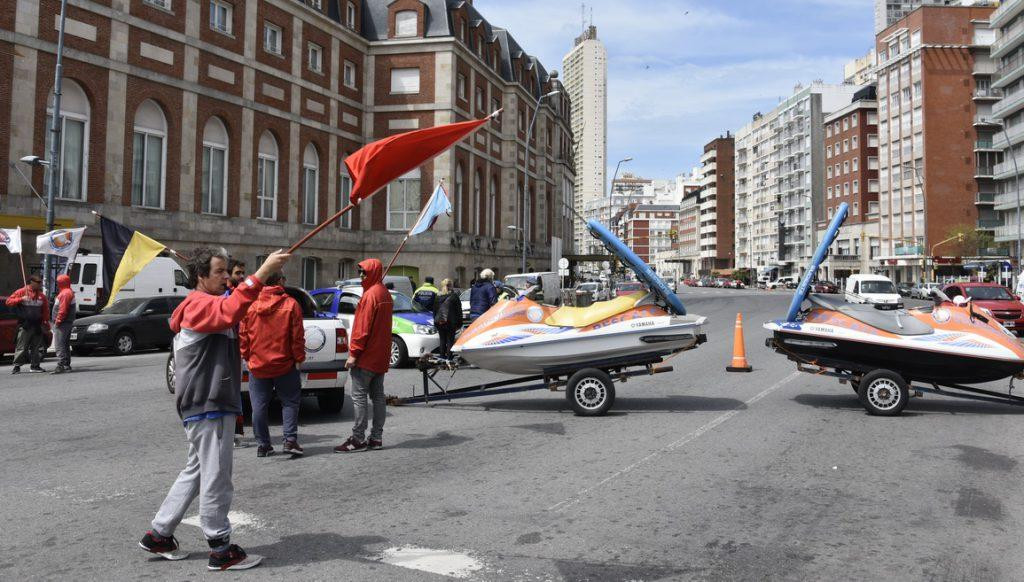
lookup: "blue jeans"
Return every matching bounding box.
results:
[248,368,302,447]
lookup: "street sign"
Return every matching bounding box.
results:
[558,268,569,277]
[558,257,569,269]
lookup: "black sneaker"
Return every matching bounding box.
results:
[208,544,263,570]
[51,366,66,375]
[256,445,275,458]
[138,530,188,561]
[28,366,45,373]
[11,366,20,375]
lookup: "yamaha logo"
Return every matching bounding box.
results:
[304,327,327,352]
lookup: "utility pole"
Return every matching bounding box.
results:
[44,0,70,296]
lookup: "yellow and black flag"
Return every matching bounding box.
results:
[99,216,166,307]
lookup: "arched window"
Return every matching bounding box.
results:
[201,117,228,215]
[45,79,89,201]
[302,144,319,225]
[395,10,417,37]
[473,170,482,235]
[487,175,497,238]
[387,167,420,230]
[257,131,278,220]
[131,99,167,209]
[455,163,464,232]
[338,157,352,229]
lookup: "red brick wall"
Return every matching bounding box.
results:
[254,69,290,110]
[128,26,184,80]
[131,0,185,35]
[825,106,878,226]
[37,1,111,60]
[374,53,435,107]
[199,51,245,98]
[301,23,332,89]
[338,41,363,102]
[256,2,292,74]
[200,1,245,54]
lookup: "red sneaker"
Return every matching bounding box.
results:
[333,437,367,453]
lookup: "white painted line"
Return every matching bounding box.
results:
[375,546,484,579]
[181,510,266,531]
[546,371,800,513]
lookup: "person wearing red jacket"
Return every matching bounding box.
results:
[239,272,306,457]
[334,258,393,453]
[7,275,50,374]
[51,274,77,374]
[138,247,289,572]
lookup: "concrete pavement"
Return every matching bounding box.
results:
[2,289,1023,580]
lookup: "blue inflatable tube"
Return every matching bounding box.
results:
[786,202,849,322]
[587,219,687,315]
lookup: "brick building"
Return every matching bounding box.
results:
[698,134,734,274]
[820,86,880,284]
[619,204,679,265]
[0,0,574,291]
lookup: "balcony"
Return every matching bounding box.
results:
[994,53,1024,87]
[976,191,997,205]
[975,115,1003,128]
[974,88,1004,102]
[975,139,999,151]
[975,165,995,178]
[992,0,1024,29]
[991,15,1024,57]
[978,218,1003,229]
[993,87,1024,119]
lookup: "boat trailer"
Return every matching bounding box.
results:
[386,352,677,416]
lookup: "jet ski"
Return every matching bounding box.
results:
[452,220,707,375]
[765,202,1024,415]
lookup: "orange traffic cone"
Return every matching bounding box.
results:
[726,312,752,372]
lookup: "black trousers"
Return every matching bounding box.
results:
[438,326,457,359]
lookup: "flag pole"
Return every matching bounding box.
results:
[90,210,188,261]
[286,202,358,254]
[383,235,410,277]
[18,252,27,286]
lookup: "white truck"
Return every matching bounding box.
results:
[845,274,903,310]
[166,287,348,414]
[70,253,188,315]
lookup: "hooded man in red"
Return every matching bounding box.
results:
[239,272,306,457]
[334,258,393,453]
[51,274,77,374]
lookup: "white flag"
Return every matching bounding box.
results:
[0,227,22,254]
[36,227,86,258]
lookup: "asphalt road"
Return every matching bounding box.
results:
[3,289,1024,581]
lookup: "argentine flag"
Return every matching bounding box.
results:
[408,183,452,236]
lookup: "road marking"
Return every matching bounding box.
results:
[546,371,800,513]
[181,510,266,531]
[375,546,484,579]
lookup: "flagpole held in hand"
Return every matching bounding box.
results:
[383,235,409,277]
[18,253,26,286]
[287,202,357,254]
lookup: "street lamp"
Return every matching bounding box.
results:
[40,0,71,296]
[608,157,633,236]
[520,89,560,274]
[13,156,50,207]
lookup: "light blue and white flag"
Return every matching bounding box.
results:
[408,183,452,236]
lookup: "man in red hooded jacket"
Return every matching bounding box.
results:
[239,272,306,457]
[334,258,393,453]
[51,274,77,374]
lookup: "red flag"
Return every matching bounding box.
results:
[344,115,494,204]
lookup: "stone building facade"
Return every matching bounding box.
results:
[0,0,574,291]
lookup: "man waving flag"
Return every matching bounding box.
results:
[99,215,167,307]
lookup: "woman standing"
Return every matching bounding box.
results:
[434,278,463,360]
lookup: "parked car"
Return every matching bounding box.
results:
[942,282,1024,335]
[574,281,610,303]
[911,282,942,299]
[0,297,53,360]
[69,253,189,315]
[166,286,348,414]
[812,280,839,294]
[334,275,415,298]
[70,296,186,355]
[896,282,914,298]
[614,281,647,297]
[766,276,797,290]
[310,287,439,367]
[845,274,902,309]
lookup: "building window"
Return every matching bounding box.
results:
[346,1,357,29]
[826,125,832,138]
[843,139,849,153]
[308,0,321,9]
[338,167,352,229]
[828,207,834,219]
[307,42,322,73]
[853,179,859,194]
[457,73,466,100]
[827,186,833,199]
[851,135,858,150]
[144,0,171,9]
[387,169,421,230]
[844,182,850,196]
[390,68,420,94]
[491,97,500,117]
[455,163,464,231]
[843,161,849,174]
[264,23,283,55]
[475,86,484,113]
[257,131,278,220]
[201,117,229,216]
[209,0,232,34]
[827,166,833,179]
[473,170,482,235]
[301,257,319,290]
[852,158,859,172]
[302,144,319,225]
[131,100,166,209]
[842,118,849,131]
[827,145,832,158]
[488,176,497,237]
[343,60,357,88]
[395,10,417,37]
[44,79,89,202]
[851,114,858,127]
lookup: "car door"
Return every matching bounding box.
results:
[137,298,171,347]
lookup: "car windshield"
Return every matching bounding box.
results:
[505,275,537,291]
[391,292,422,312]
[102,298,148,314]
[965,286,1014,301]
[860,281,897,294]
[579,283,598,291]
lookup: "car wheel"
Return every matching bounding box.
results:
[566,368,616,416]
[114,331,135,355]
[390,336,408,368]
[317,391,344,414]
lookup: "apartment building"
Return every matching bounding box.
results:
[874,4,996,282]
[0,0,574,290]
[820,86,881,283]
[619,204,680,265]
[988,0,1024,253]
[874,0,998,34]
[699,134,735,273]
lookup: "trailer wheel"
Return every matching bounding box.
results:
[857,369,908,416]
[566,368,615,416]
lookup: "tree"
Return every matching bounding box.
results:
[942,224,1003,257]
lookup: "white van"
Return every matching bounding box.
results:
[766,276,797,290]
[845,274,902,309]
[69,253,189,314]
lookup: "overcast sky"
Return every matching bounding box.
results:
[474,0,875,181]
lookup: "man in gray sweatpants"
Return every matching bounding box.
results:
[137,248,289,572]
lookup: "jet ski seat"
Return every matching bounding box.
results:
[807,293,933,336]
[544,292,647,328]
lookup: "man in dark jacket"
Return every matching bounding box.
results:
[6,275,49,374]
[51,274,76,374]
[239,272,306,458]
[413,276,439,311]
[334,258,393,453]
[138,247,289,571]
[469,268,498,320]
